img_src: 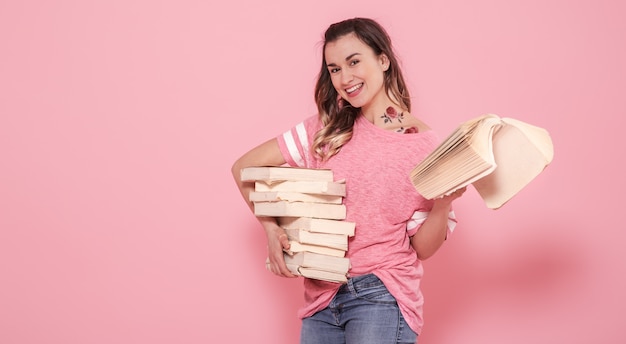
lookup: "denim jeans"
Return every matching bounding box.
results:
[300,273,418,344]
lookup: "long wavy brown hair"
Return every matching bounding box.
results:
[312,17,411,161]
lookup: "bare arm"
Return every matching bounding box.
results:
[231,138,297,278]
[410,187,466,260]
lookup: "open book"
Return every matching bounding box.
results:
[409,114,554,209]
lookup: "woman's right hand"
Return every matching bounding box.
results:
[264,221,298,278]
[230,138,297,278]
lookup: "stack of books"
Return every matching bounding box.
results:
[241,166,355,283]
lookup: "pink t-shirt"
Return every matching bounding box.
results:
[276,114,457,334]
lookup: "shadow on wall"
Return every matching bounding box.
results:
[420,214,587,342]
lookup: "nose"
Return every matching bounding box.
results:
[340,69,353,85]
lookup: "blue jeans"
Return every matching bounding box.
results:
[300,274,418,344]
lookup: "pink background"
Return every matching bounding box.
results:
[1,1,624,343]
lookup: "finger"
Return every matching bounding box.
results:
[279,233,291,250]
[270,263,296,278]
[268,254,297,278]
[275,257,298,278]
[279,265,298,278]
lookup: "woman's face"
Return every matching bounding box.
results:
[325,33,388,111]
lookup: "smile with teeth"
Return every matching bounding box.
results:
[346,83,363,94]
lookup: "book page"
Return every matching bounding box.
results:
[502,117,554,162]
[468,115,502,163]
[410,114,501,199]
[472,123,553,209]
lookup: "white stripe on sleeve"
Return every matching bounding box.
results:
[283,128,305,167]
[406,210,458,233]
[295,122,309,162]
[447,210,457,233]
[406,211,429,231]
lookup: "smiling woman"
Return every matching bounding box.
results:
[1,0,623,343]
[231,17,465,344]
[311,18,427,161]
[324,33,389,110]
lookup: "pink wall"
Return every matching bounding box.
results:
[1,1,624,343]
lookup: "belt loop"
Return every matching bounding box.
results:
[347,276,356,295]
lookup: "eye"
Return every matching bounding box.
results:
[349,59,360,66]
[329,67,340,74]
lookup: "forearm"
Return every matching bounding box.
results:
[231,138,296,277]
[231,138,285,214]
[232,163,280,233]
[410,201,452,260]
[231,166,290,274]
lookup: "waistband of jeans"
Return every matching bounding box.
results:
[337,273,383,294]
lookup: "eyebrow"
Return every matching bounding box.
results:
[326,53,361,67]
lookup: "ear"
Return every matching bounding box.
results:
[380,54,390,71]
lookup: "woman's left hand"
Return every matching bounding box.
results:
[435,186,467,206]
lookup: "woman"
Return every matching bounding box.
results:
[232,17,465,344]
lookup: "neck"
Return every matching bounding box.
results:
[361,104,400,123]
[360,92,401,123]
